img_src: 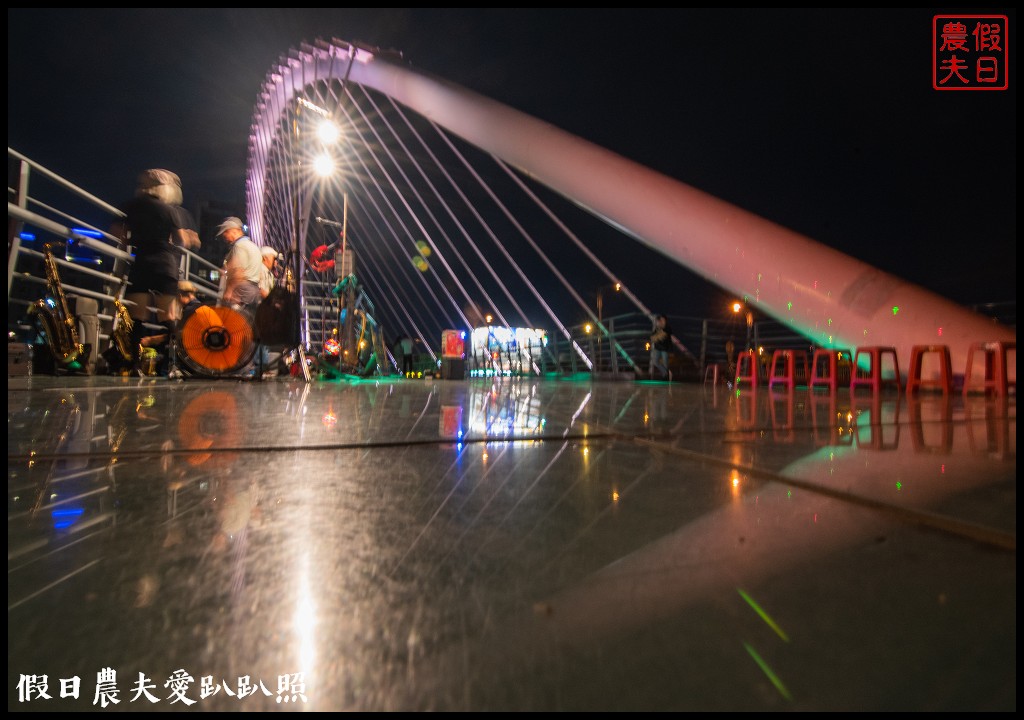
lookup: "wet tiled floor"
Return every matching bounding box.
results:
[7,373,1016,711]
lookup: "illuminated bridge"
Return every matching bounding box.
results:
[242,38,1012,383]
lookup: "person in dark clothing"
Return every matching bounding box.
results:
[400,335,415,376]
[113,169,200,376]
[648,314,673,380]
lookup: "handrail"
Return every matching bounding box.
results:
[22,194,123,245]
[9,149,135,374]
[9,204,132,262]
[7,147,124,217]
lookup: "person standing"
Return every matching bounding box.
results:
[215,217,262,316]
[258,246,279,300]
[256,246,280,375]
[114,169,201,376]
[400,335,415,376]
[648,314,673,381]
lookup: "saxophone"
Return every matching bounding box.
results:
[111,298,135,361]
[28,243,85,368]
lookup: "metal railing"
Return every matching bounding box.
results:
[8,148,220,373]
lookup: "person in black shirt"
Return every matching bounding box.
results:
[113,169,200,375]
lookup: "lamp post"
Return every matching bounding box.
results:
[730,300,754,349]
[595,282,621,372]
[596,281,621,327]
[311,113,364,374]
[292,98,340,380]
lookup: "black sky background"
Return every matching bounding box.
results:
[8,8,1017,322]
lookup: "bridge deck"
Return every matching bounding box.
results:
[7,373,1016,711]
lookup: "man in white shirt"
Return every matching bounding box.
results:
[216,216,262,315]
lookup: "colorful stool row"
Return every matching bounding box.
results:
[731,342,1015,397]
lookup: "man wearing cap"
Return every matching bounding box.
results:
[258,246,279,300]
[216,217,262,315]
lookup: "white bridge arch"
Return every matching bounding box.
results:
[245,38,1013,379]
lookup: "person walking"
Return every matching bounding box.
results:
[114,168,201,376]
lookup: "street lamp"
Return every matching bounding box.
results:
[313,153,334,177]
[729,299,755,352]
[596,282,621,327]
[291,98,340,381]
[316,118,340,145]
[595,282,621,372]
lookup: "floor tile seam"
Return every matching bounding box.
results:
[628,436,1016,553]
[5,431,620,464]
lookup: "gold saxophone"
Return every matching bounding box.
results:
[28,243,84,368]
[111,298,135,361]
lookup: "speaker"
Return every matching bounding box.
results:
[440,357,465,380]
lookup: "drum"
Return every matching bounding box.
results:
[176,305,257,378]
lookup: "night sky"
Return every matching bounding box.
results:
[8,8,1017,322]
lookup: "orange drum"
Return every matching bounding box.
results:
[177,305,257,377]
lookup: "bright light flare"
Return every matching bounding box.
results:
[313,153,334,177]
[317,120,340,144]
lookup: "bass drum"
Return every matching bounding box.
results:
[177,305,257,378]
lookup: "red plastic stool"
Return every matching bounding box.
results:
[735,350,758,388]
[963,341,1016,397]
[850,346,901,393]
[809,348,852,392]
[768,349,809,390]
[906,345,953,395]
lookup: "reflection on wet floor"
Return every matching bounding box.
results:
[7,375,1016,711]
